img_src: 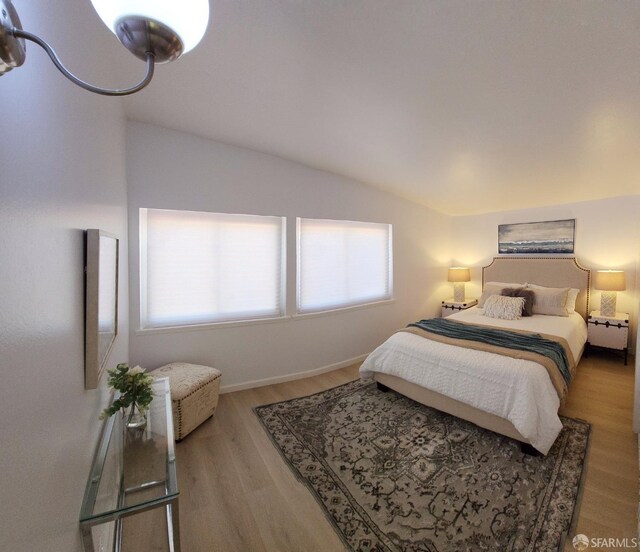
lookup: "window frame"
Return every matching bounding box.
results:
[139,208,287,330]
[296,217,394,315]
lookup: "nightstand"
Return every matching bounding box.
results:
[442,299,478,318]
[587,310,629,365]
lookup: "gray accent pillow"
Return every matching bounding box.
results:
[501,288,535,317]
[478,281,525,308]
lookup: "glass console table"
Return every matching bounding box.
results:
[80,378,179,552]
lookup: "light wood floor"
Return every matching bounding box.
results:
[559,351,637,551]
[123,352,637,551]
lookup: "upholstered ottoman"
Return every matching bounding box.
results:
[151,363,221,441]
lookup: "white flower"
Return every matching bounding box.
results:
[128,365,145,376]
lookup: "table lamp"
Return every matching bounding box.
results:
[594,270,625,317]
[448,267,471,302]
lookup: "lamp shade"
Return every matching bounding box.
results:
[91,0,210,54]
[448,267,470,283]
[594,270,626,291]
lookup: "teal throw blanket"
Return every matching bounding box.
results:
[408,318,572,386]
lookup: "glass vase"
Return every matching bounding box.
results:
[125,403,147,430]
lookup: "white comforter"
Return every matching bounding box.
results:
[359,307,587,454]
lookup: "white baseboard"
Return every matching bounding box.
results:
[219,354,369,394]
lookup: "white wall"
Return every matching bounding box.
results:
[0,2,129,551]
[126,122,451,390]
[451,196,640,347]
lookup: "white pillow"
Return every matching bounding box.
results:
[566,288,580,313]
[526,283,577,315]
[527,285,569,316]
[482,295,526,320]
[478,281,525,308]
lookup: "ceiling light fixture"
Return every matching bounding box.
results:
[0,0,209,96]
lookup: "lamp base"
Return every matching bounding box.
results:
[115,17,183,64]
[600,291,617,317]
[453,283,466,303]
[0,0,26,75]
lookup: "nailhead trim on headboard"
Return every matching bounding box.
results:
[482,256,591,319]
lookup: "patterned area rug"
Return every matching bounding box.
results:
[255,379,590,552]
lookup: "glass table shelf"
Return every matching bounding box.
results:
[80,378,179,552]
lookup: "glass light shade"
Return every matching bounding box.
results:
[594,270,626,291]
[448,267,470,283]
[91,0,209,54]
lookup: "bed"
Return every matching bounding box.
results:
[360,256,591,455]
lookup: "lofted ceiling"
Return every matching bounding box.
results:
[117,0,640,216]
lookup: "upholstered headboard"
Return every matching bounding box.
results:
[482,257,591,319]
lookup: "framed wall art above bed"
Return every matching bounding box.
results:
[498,219,575,255]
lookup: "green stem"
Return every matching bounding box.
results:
[127,378,139,425]
[126,401,138,425]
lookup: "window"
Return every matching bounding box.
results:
[140,208,285,328]
[297,218,393,313]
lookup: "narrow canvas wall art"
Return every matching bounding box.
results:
[498,219,575,255]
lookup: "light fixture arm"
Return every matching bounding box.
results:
[1,0,208,97]
[13,28,155,96]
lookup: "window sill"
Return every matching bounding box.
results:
[293,298,396,320]
[136,315,290,335]
[135,298,396,335]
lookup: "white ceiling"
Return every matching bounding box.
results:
[118,0,640,215]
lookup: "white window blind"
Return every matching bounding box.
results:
[297,218,393,313]
[140,208,285,328]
